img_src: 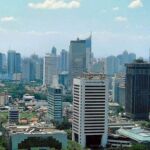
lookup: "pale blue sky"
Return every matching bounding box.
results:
[0,0,149,58]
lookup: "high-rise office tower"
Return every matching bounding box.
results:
[51,46,57,56]
[91,58,105,74]
[43,53,57,86]
[112,74,126,106]
[35,58,43,81]
[28,54,43,81]
[8,50,16,75]
[69,35,92,85]
[47,76,62,123]
[125,60,150,120]
[85,35,92,72]
[15,53,21,73]
[60,49,69,72]
[0,53,6,73]
[22,58,31,82]
[72,73,108,148]
[105,56,119,76]
[22,56,43,82]
[7,51,21,77]
[117,51,136,73]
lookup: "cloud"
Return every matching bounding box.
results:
[115,16,128,22]
[28,0,80,9]
[1,16,15,22]
[128,0,143,9]
[113,7,119,11]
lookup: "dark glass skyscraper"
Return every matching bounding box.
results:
[69,35,92,84]
[125,60,150,120]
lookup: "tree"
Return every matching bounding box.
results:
[65,129,72,140]
[140,121,150,128]
[67,140,82,150]
[129,144,148,150]
[34,93,47,100]
[63,95,73,103]
[55,118,72,130]
[0,136,7,149]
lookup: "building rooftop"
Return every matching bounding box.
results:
[78,73,106,80]
[23,94,35,101]
[117,127,150,143]
[109,102,120,107]
[5,124,66,135]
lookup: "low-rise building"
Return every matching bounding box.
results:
[8,108,19,124]
[23,94,35,102]
[0,93,9,106]
[117,127,150,146]
[5,125,67,150]
[108,134,131,148]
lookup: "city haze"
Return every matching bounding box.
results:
[0,0,149,57]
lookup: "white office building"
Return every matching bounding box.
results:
[43,53,57,86]
[72,73,108,148]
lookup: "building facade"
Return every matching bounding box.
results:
[6,125,67,150]
[60,49,69,72]
[72,74,108,148]
[8,109,19,124]
[43,53,57,86]
[69,36,92,85]
[8,51,21,76]
[0,53,6,73]
[47,83,62,123]
[112,74,125,106]
[125,61,150,120]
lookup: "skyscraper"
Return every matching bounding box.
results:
[8,50,16,75]
[7,50,21,77]
[72,73,108,148]
[15,53,21,73]
[125,60,150,120]
[69,35,92,85]
[112,74,125,106]
[47,76,62,123]
[0,53,6,73]
[117,51,136,73]
[22,58,31,82]
[60,49,69,72]
[105,56,119,76]
[43,53,57,86]
[35,58,43,81]
[51,46,57,56]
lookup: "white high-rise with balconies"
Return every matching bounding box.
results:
[72,73,108,148]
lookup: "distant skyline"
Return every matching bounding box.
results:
[0,0,150,58]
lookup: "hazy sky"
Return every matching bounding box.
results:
[0,0,149,58]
